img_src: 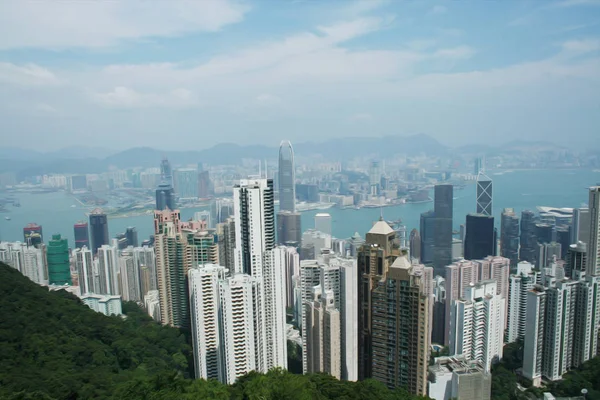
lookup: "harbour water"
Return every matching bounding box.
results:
[0,169,598,246]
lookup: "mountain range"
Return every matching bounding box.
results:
[0,134,587,177]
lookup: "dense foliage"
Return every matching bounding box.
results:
[0,263,191,399]
[0,263,428,400]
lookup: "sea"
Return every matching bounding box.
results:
[1,169,598,246]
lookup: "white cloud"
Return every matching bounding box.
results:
[560,39,600,54]
[430,5,448,14]
[92,87,198,109]
[0,0,249,49]
[0,63,61,86]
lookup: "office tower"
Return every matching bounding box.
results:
[566,241,586,279]
[588,186,600,276]
[213,198,234,224]
[156,183,176,210]
[98,244,119,295]
[464,214,495,260]
[444,260,479,346]
[347,232,365,257]
[174,168,199,199]
[432,277,446,345]
[520,210,538,264]
[370,255,430,394]
[47,234,71,285]
[274,246,300,309]
[301,229,332,258]
[69,175,87,191]
[216,217,236,271]
[114,233,128,250]
[315,213,332,236]
[434,185,453,275]
[535,223,555,245]
[73,222,90,249]
[74,246,94,294]
[160,157,172,185]
[428,357,491,400]
[555,226,570,260]
[506,262,538,343]
[125,227,138,247]
[420,210,435,264]
[409,228,421,262]
[198,170,211,198]
[476,171,492,216]
[277,211,302,247]
[449,280,504,372]
[89,208,109,255]
[473,157,483,176]
[23,223,43,247]
[154,209,188,328]
[119,248,141,302]
[233,178,287,372]
[571,208,591,245]
[357,219,401,381]
[278,140,296,212]
[188,265,228,381]
[500,208,519,267]
[537,242,562,269]
[369,161,381,196]
[194,210,212,228]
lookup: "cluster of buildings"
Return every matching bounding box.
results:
[2,143,600,400]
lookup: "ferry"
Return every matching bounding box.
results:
[5,216,10,220]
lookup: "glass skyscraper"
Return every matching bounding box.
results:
[278,140,296,212]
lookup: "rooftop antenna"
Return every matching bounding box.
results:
[379,205,384,221]
[258,160,262,178]
[264,159,268,179]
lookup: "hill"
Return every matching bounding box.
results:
[0,262,428,400]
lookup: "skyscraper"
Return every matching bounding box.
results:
[89,208,109,255]
[278,140,296,212]
[449,280,504,372]
[156,183,176,210]
[125,227,138,247]
[74,246,94,294]
[500,208,519,267]
[368,161,381,196]
[506,262,538,343]
[476,171,493,216]
[174,168,199,199]
[420,210,436,264]
[119,248,141,302]
[315,213,332,236]
[520,210,538,264]
[571,208,591,245]
[233,178,287,372]
[47,234,70,285]
[73,221,90,249]
[434,185,453,275]
[357,220,401,381]
[464,214,495,260]
[277,211,301,247]
[409,228,421,262]
[160,157,173,186]
[588,186,600,276]
[98,244,119,295]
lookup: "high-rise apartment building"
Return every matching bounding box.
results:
[216,217,236,271]
[125,226,138,247]
[506,262,538,343]
[278,140,296,212]
[89,208,109,255]
[274,246,300,309]
[74,246,94,294]
[428,357,491,400]
[74,222,90,249]
[47,234,70,285]
[500,208,519,266]
[476,171,492,216]
[420,210,436,265]
[154,209,188,328]
[184,229,219,268]
[445,260,478,345]
[97,244,119,295]
[134,246,156,297]
[520,210,538,264]
[277,210,301,247]
[119,247,141,302]
[449,280,504,372]
[434,185,453,275]
[1,241,48,285]
[233,178,287,373]
[566,241,586,279]
[464,214,495,260]
[588,186,600,276]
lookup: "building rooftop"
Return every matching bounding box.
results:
[368,220,394,235]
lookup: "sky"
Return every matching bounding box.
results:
[0,0,599,152]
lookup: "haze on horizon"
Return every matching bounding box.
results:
[0,0,599,152]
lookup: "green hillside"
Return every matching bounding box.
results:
[0,262,426,400]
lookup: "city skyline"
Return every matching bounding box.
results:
[1,1,600,151]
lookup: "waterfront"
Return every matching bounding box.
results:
[0,169,598,246]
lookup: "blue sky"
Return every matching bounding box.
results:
[0,0,599,152]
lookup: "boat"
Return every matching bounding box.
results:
[71,205,77,208]
[5,216,10,220]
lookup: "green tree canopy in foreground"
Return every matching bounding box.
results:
[0,263,428,400]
